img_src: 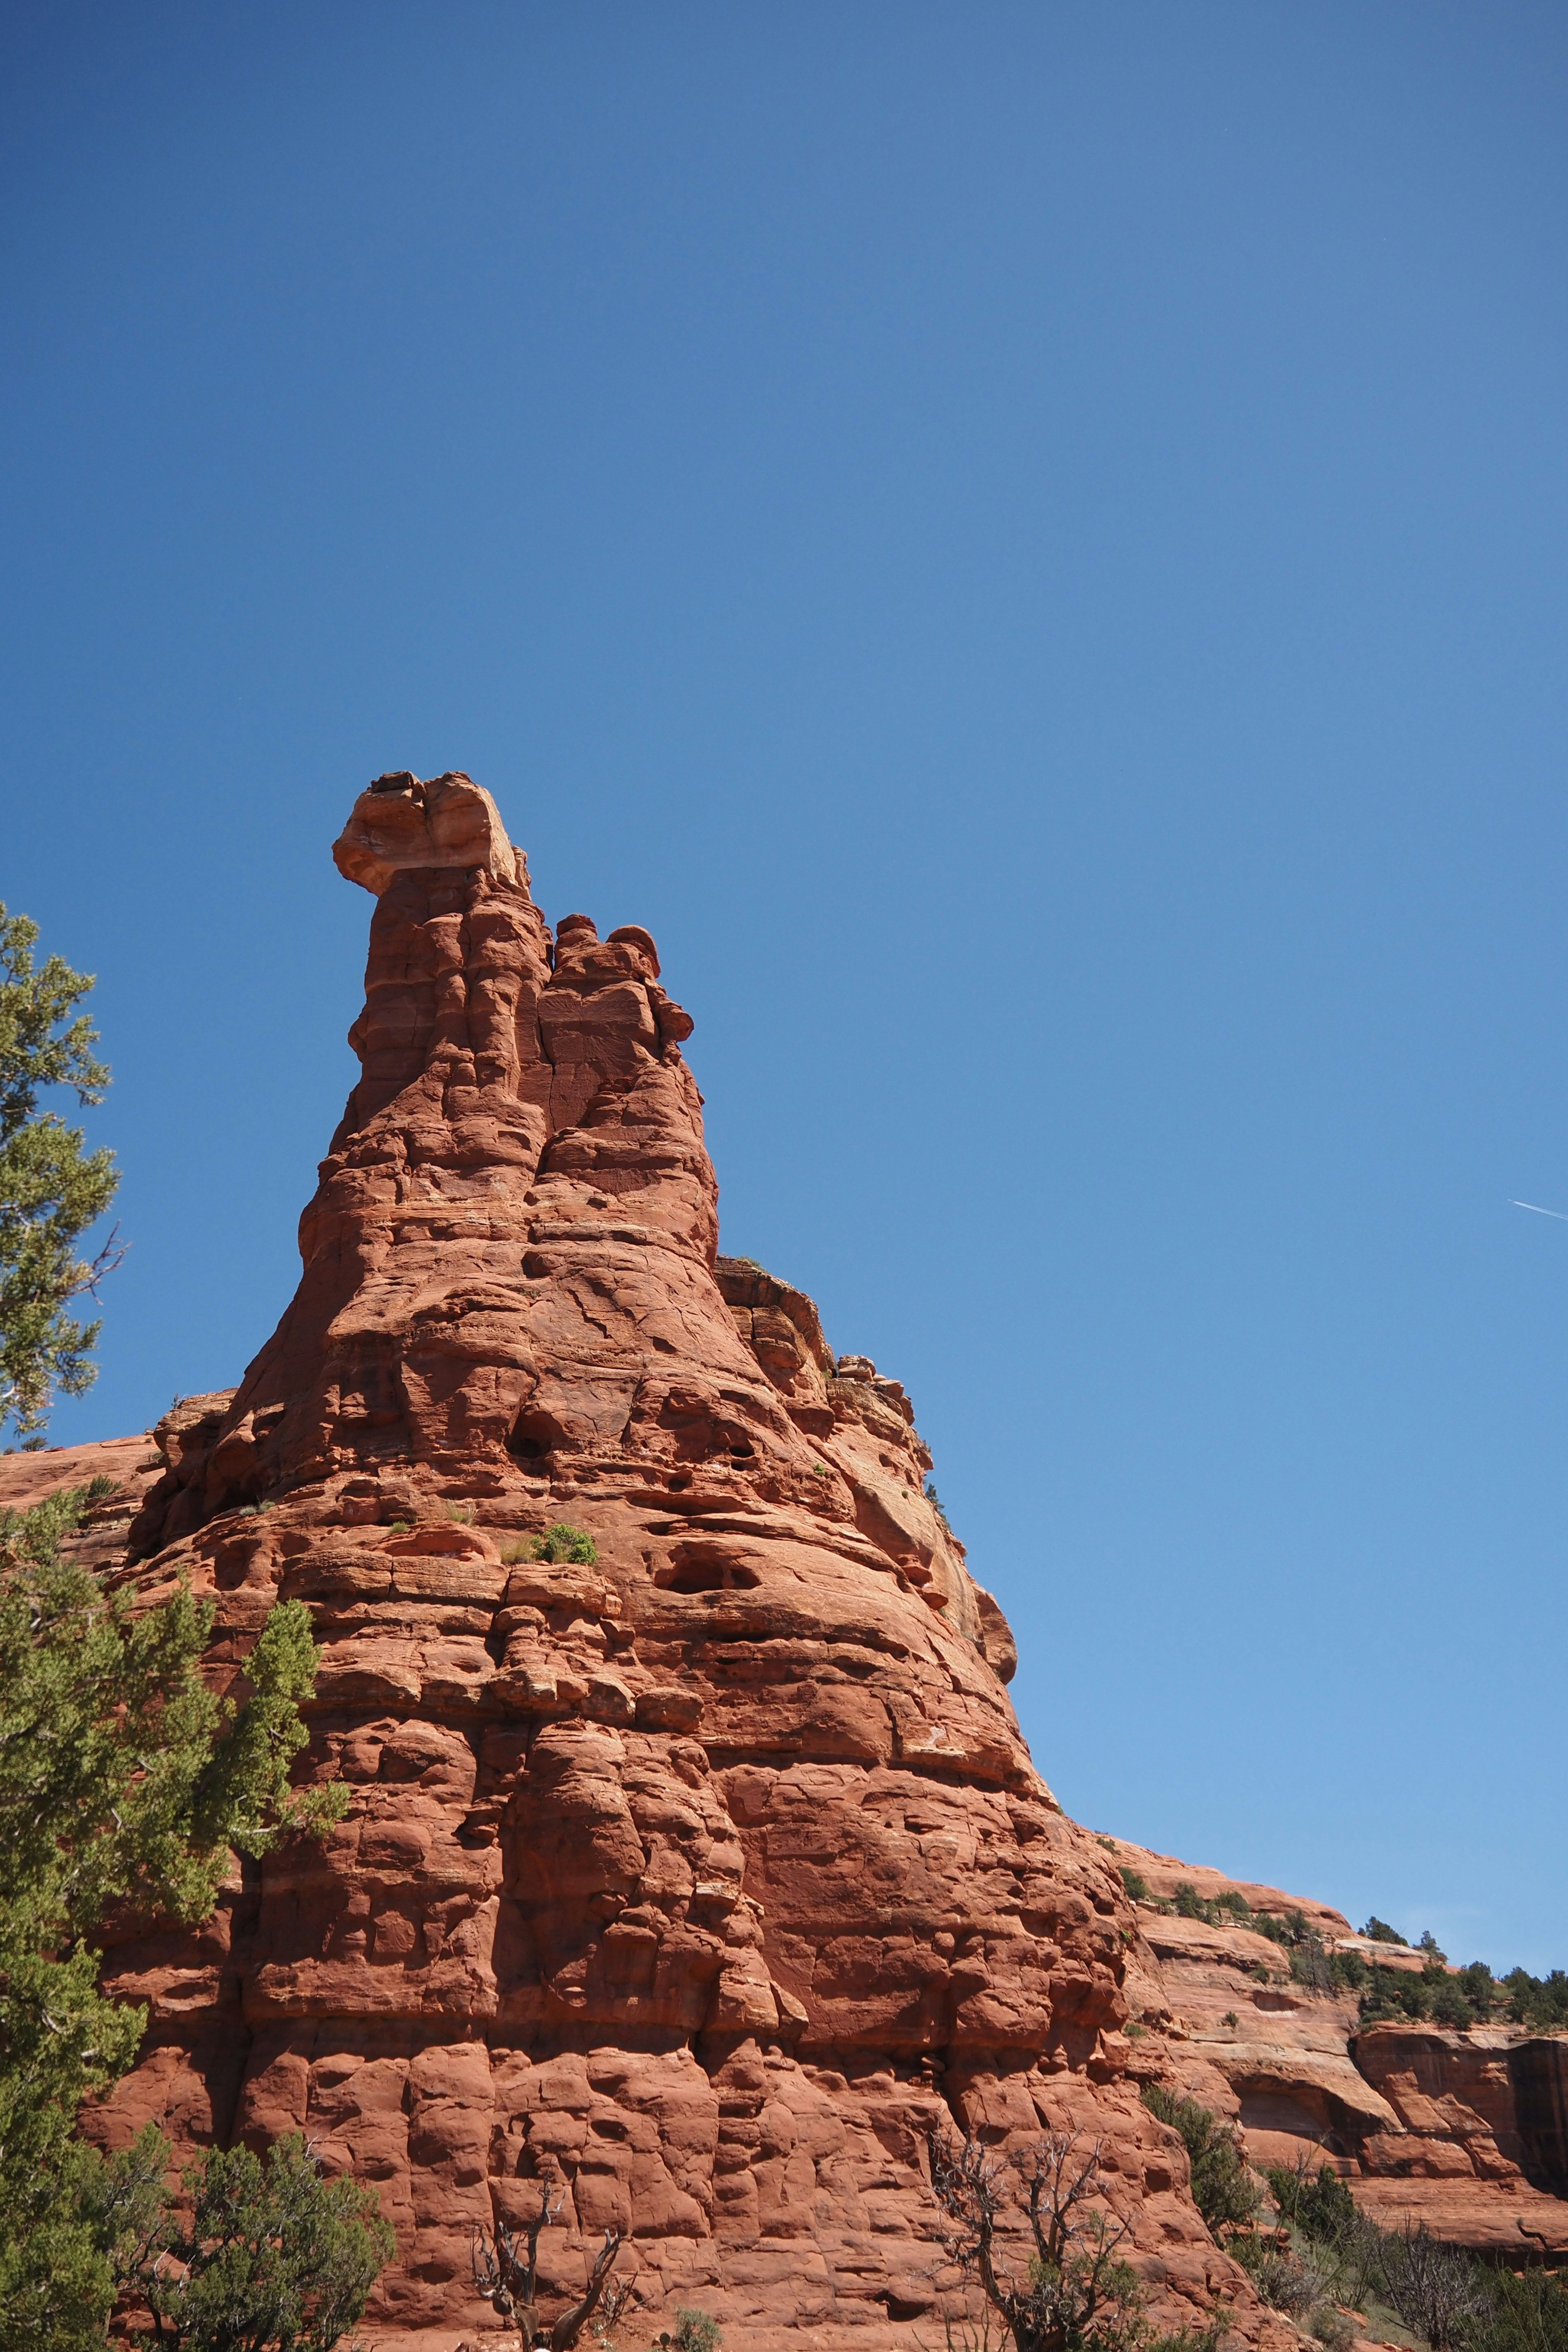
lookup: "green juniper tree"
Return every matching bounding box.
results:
[128,2133,394,2352]
[0,905,122,1447]
[0,1482,354,2348]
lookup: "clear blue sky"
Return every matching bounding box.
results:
[5,2,1567,1971]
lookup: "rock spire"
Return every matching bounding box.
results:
[67,774,1281,2349]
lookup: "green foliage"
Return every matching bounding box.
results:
[0,2118,169,2352]
[1248,2151,1568,2352]
[668,2312,722,2352]
[1363,1916,1408,1946]
[1252,1906,1310,1947]
[1157,1882,1305,1946]
[0,906,121,1447]
[924,1480,953,1532]
[1358,1960,1488,2030]
[1119,1868,1152,1902]
[1266,2163,1356,2246]
[1139,2086,1260,2236]
[1289,1935,1372,1998]
[0,1484,348,2348]
[1470,2264,1568,2352]
[127,2131,393,2350]
[1501,1968,1568,2031]
[532,1521,598,1564]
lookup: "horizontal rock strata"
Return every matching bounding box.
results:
[1102,1834,1568,2256]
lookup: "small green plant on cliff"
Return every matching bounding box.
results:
[660,2313,722,2352]
[1139,2086,1260,2237]
[924,1480,953,1532]
[0,1482,351,2348]
[1119,1867,1152,1902]
[1363,1916,1408,1945]
[530,1521,598,1565]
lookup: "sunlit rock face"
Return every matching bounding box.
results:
[1098,1835,1568,2259]
[21,772,1291,2352]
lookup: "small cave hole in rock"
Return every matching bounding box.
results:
[656,1551,762,1594]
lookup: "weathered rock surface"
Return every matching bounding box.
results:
[1,771,1306,2352]
[1098,1834,1568,2256]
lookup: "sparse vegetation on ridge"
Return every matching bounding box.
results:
[1120,1878,1568,2033]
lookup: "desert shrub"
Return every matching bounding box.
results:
[1140,2087,1260,2236]
[927,2123,1226,2352]
[1363,1917,1408,1946]
[1252,1908,1309,1947]
[1471,2264,1568,2352]
[0,1488,347,2348]
[669,2314,722,2352]
[532,1522,598,1565]
[1266,2162,1356,2247]
[1173,1884,1205,1920]
[1358,1960,1488,2030]
[1290,1938,1334,1996]
[1229,2232,1316,2315]
[1502,1968,1568,2031]
[1120,1867,1152,1901]
[1310,2306,1355,2352]
[1380,2224,1487,2352]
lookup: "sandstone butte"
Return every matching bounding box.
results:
[3,772,1564,2350]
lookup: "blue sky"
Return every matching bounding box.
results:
[5,1,1567,1969]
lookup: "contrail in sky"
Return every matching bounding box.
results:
[1511,1199,1568,1221]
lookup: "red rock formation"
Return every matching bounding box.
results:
[4,774,1317,2351]
[1098,1835,1568,2258]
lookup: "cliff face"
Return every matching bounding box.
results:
[1100,1836,1568,2258]
[16,774,1283,2352]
